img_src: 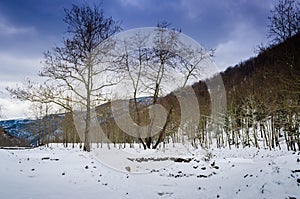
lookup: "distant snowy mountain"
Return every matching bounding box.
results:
[0,114,64,146]
[0,119,36,140]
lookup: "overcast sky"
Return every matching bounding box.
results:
[0,0,276,119]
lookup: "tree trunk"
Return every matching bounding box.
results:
[84,104,91,152]
[84,60,92,152]
[153,107,173,149]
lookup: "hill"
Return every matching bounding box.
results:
[205,32,300,150]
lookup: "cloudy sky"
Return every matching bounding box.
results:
[0,0,276,119]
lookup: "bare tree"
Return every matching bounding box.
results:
[8,3,121,151]
[118,32,150,149]
[116,22,211,149]
[268,0,300,44]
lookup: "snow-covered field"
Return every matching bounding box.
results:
[0,144,299,199]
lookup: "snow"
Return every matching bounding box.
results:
[0,144,299,199]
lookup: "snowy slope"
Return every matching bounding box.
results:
[0,144,299,199]
[0,119,36,140]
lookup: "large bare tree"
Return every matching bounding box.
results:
[8,3,121,151]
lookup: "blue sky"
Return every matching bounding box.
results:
[0,0,276,118]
